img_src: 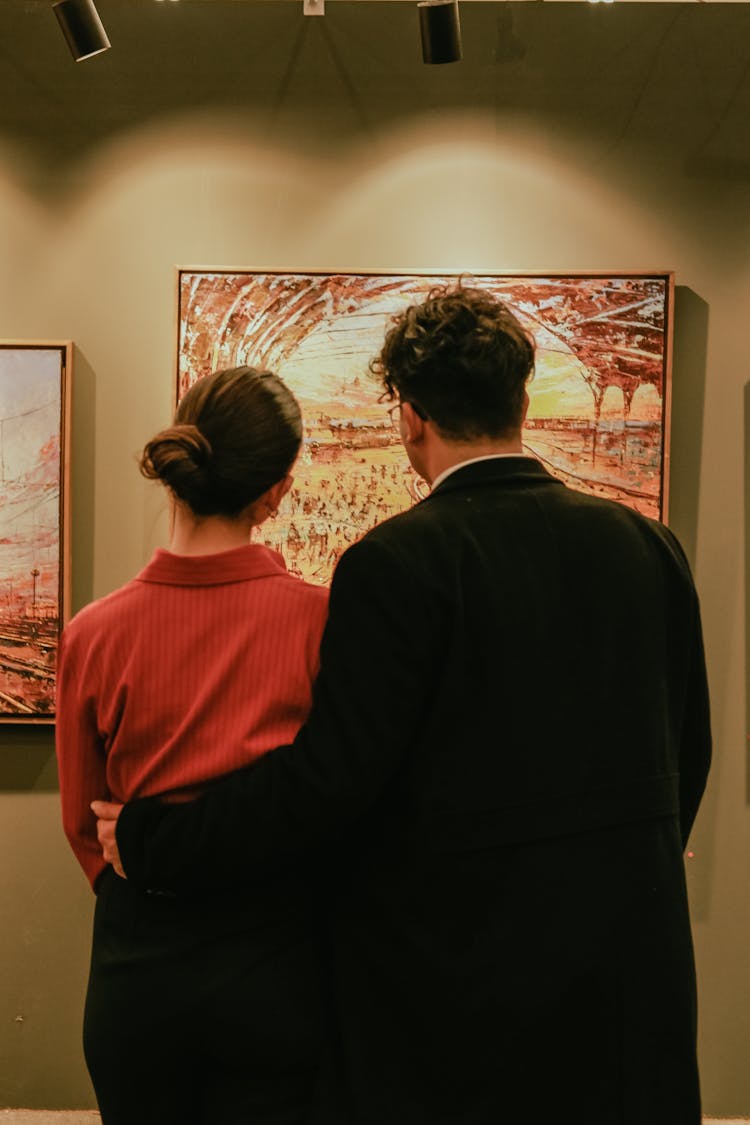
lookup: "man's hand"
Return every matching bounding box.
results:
[91,800,126,878]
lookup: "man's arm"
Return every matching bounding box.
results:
[678,595,712,846]
[659,524,712,847]
[116,532,443,894]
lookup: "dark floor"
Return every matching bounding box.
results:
[0,1113,746,1124]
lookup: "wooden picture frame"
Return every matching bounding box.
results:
[0,341,72,723]
[177,270,673,585]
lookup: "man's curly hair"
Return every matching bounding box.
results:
[370,283,535,441]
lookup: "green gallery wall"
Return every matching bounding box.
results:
[0,0,748,1112]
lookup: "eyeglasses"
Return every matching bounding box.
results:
[379,393,428,430]
[386,402,404,430]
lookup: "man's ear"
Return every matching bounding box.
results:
[400,402,426,444]
[521,390,530,424]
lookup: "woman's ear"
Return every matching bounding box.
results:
[267,474,293,513]
[251,474,293,525]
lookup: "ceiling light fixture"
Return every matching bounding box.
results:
[53,0,111,62]
[418,0,462,65]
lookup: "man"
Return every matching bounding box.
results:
[97,284,711,1124]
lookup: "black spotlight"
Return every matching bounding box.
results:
[418,0,462,65]
[53,0,111,62]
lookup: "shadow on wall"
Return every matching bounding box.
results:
[669,287,713,924]
[0,729,58,792]
[67,347,96,619]
[670,286,708,566]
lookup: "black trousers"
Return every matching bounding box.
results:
[84,867,324,1125]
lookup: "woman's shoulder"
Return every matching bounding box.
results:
[277,570,330,614]
[61,578,146,643]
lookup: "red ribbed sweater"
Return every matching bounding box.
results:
[55,544,329,889]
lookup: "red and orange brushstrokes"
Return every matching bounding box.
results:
[178,271,671,586]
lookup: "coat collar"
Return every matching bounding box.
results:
[135,543,289,587]
[426,455,564,499]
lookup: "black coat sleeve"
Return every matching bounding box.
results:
[659,523,712,847]
[116,533,443,894]
[677,597,712,847]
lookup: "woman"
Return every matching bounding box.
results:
[55,366,329,1125]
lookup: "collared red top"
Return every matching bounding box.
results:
[55,543,328,889]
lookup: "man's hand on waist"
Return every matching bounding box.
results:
[91,800,126,878]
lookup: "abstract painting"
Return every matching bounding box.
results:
[177,271,672,585]
[0,342,71,723]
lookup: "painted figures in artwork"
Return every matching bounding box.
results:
[178,272,671,586]
[0,347,63,719]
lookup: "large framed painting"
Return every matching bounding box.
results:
[177,270,673,585]
[0,341,71,723]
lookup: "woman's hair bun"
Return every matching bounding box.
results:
[140,366,303,518]
[139,423,213,506]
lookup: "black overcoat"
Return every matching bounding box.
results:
[118,457,711,1125]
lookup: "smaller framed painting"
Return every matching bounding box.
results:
[0,341,72,724]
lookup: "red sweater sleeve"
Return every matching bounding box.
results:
[55,627,111,889]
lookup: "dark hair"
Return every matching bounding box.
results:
[370,283,535,441]
[140,366,302,517]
